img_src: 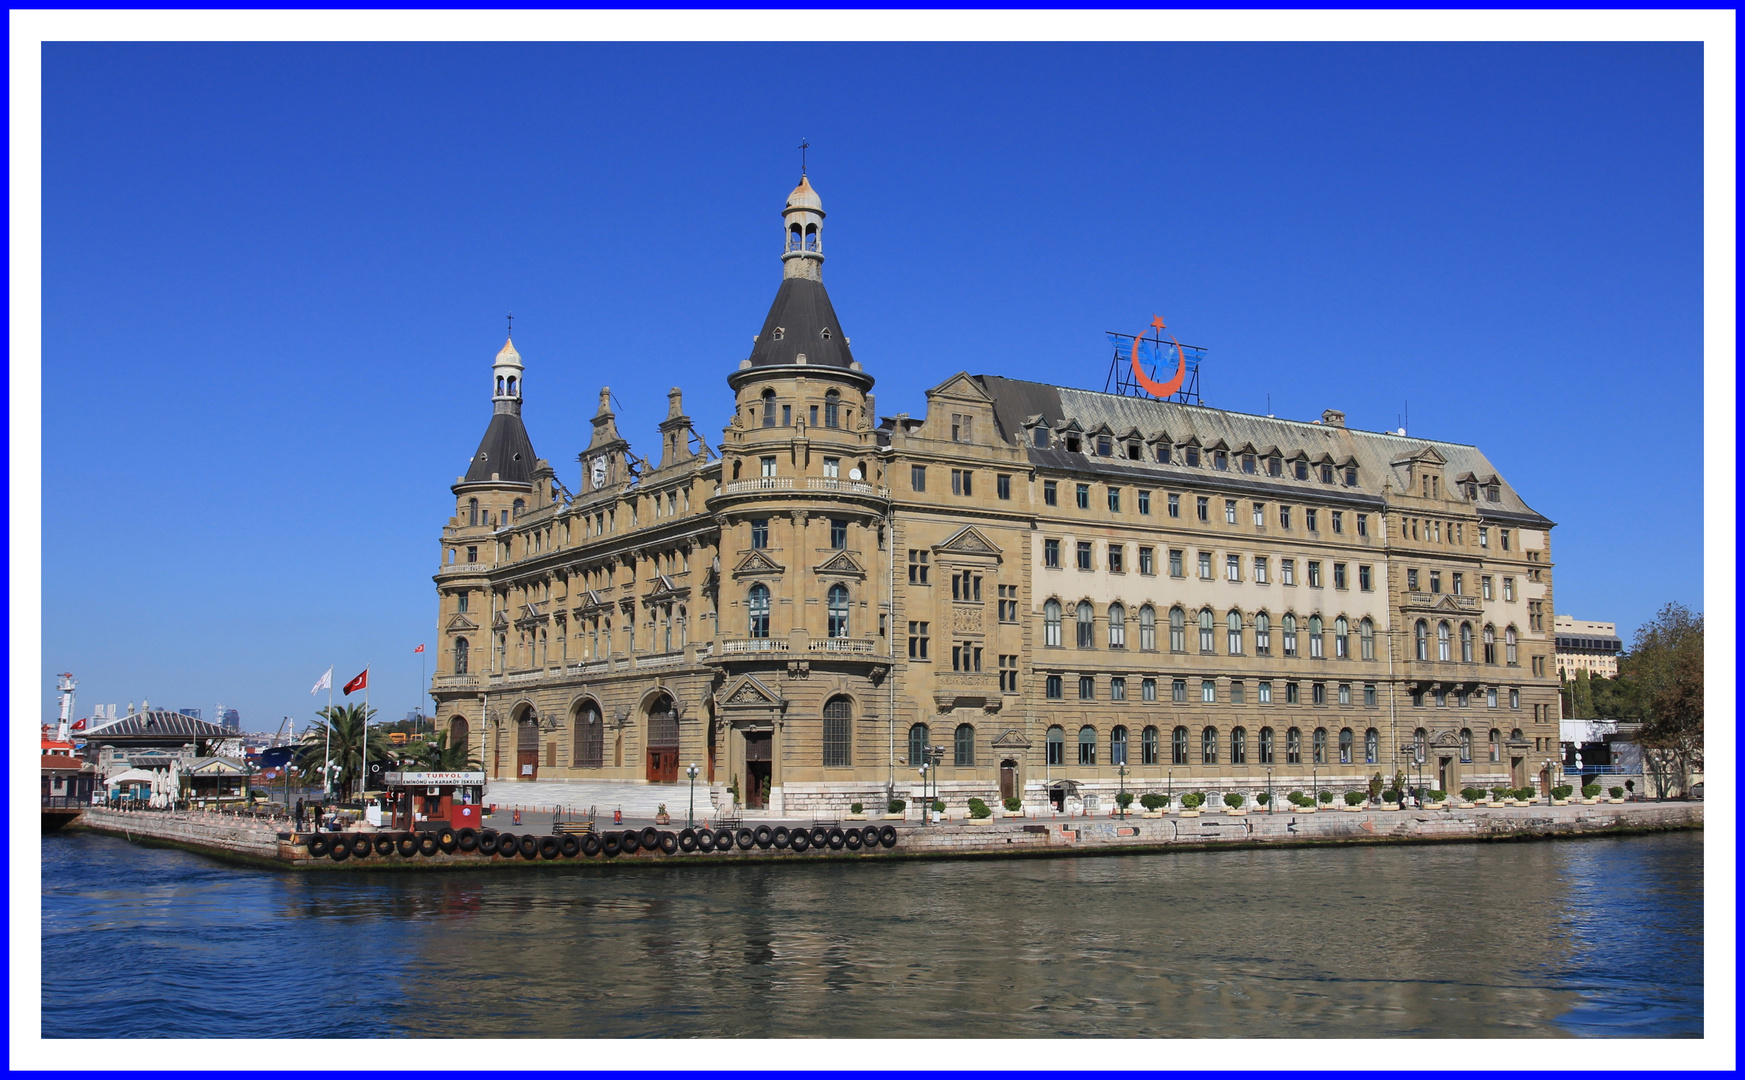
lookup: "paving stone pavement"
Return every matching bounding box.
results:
[483,779,724,820]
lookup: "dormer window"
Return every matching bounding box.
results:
[1268,455,1282,477]
[1096,435,1112,457]
[1156,444,1171,464]
[1185,447,1200,468]
[1033,427,1049,449]
[1345,467,1358,486]
[1294,459,1308,480]
[1486,484,1500,502]
[820,327,832,340]
[1213,450,1228,471]
[1463,481,1478,500]
[772,327,785,341]
[1065,433,1082,454]
[1242,454,1256,474]
[1320,464,1334,484]
[1125,440,1140,460]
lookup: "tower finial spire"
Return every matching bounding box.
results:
[799,137,809,176]
[507,311,514,337]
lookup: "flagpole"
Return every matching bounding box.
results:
[325,669,333,801]
[361,664,370,803]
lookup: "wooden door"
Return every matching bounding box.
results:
[999,760,1017,801]
[517,719,539,780]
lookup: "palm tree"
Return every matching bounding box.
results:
[296,704,392,800]
[411,732,481,772]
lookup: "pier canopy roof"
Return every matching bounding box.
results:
[82,710,233,748]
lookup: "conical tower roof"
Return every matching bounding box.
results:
[746,277,857,369]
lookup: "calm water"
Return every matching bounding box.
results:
[41,831,1702,1038]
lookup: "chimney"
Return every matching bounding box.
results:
[1321,409,1346,428]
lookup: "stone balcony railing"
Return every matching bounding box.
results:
[723,478,794,495]
[808,637,879,654]
[805,477,890,498]
[635,650,686,670]
[719,638,790,655]
[431,675,478,690]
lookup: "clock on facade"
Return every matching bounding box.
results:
[591,456,607,490]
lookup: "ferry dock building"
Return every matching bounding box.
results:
[429,175,1562,816]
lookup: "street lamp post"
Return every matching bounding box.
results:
[685,762,700,828]
[1267,769,1273,813]
[1117,762,1128,818]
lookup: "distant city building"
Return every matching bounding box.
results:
[178,708,202,719]
[221,708,241,733]
[1554,616,1622,679]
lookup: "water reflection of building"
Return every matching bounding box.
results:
[429,175,1564,815]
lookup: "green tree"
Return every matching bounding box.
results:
[296,703,391,800]
[1572,668,1596,719]
[411,732,481,772]
[1624,603,1703,798]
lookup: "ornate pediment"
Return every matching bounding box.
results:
[1392,444,1448,467]
[645,573,692,605]
[927,372,995,402]
[514,602,548,628]
[934,525,1002,559]
[444,613,479,632]
[492,610,509,630]
[814,551,866,579]
[732,550,786,578]
[716,674,787,712]
[992,728,1031,749]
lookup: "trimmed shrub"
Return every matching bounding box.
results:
[1004,796,1023,812]
[1255,793,1271,806]
[1515,787,1536,802]
[1317,790,1334,804]
[1582,784,1601,798]
[1116,791,1135,809]
[1551,785,1574,800]
[1139,793,1167,811]
[1428,790,1447,803]
[1460,787,1486,803]
[1344,791,1365,806]
[1609,786,1625,799]
[1181,792,1205,809]
[888,799,906,814]
[1223,792,1244,810]
[932,799,946,813]
[850,803,863,815]
[1382,789,1401,803]
[967,797,992,819]
[1491,787,1512,801]
[1287,790,1306,805]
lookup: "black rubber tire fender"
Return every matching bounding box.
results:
[306,835,331,857]
[878,825,898,848]
[619,831,641,854]
[494,832,517,857]
[517,834,540,859]
[600,833,621,857]
[456,828,479,853]
[789,829,810,853]
[475,831,499,856]
[538,836,562,860]
[580,834,602,857]
[860,826,882,848]
[771,826,791,849]
[372,834,396,856]
[754,826,775,850]
[810,826,830,848]
[329,842,350,862]
[437,827,458,854]
[677,828,698,853]
[559,835,581,858]
[657,832,678,855]
[826,827,846,850]
[348,834,372,857]
[735,827,755,850]
[639,826,661,849]
[396,834,420,858]
[418,834,440,857]
[695,828,715,852]
[843,828,863,851]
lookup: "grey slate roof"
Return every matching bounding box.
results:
[746,278,857,369]
[464,413,538,484]
[85,711,233,740]
[970,375,1553,527]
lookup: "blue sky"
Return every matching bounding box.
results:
[38,41,1705,730]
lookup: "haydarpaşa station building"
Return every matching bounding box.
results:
[430,176,1560,817]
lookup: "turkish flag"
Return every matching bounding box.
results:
[343,669,368,695]
[413,643,425,654]
[71,718,86,731]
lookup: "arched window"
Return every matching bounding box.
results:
[1254,611,1271,655]
[1199,607,1216,653]
[1459,728,1473,764]
[1438,621,1452,662]
[824,389,840,428]
[1110,725,1128,766]
[1415,620,1430,661]
[506,376,517,397]
[1259,726,1275,764]
[1078,725,1097,765]
[1488,728,1501,762]
[1142,725,1160,765]
[1308,726,1327,764]
[823,696,852,766]
[1169,606,1186,652]
[954,723,976,767]
[1201,726,1219,765]
[1043,599,1062,647]
[1172,726,1189,765]
[574,701,603,766]
[1282,613,1298,656]
[1077,601,1095,648]
[468,498,479,526]
[496,375,505,396]
[1335,616,1349,658]
[1227,609,1244,654]
[1365,727,1379,764]
[1484,624,1497,664]
[1339,727,1353,764]
[827,583,850,637]
[1138,604,1156,650]
[1505,626,1518,664]
[453,637,469,675]
[761,388,777,428]
[1360,618,1376,660]
[1108,603,1127,649]
[789,224,803,251]
[1461,622,1474,663]
[748,583,770,638]
[908,723,930,766]
[1308,614,1324,658]
[1046,725,1065,766]
[1231,726,1247,765]
[512,498,525,517]
[1511,727,1523,741]
[805,223,819,252]
[1286,727,1302,764]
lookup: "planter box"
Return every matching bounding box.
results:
[1502,799,1518,805]
[1140,810,1163,818]
[1607,797,1626,803]
[1457,802,1476,809]
[1552,799,1569,805]
[1342,805,1365,812]
[964,816,995,825]
[844,813,868,821]
[884,813,907,820]
[1226,809,1249,816]
[1298,806,1317,814]
[1177,810,1201,817]
[1423,803,1445,810]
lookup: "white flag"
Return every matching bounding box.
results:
[310,666,332,695]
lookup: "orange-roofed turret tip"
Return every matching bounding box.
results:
[495,336,522,367]
[786,175,822,212]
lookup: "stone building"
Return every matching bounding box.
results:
[1553,615,1623,680]
[429,175,1565,814]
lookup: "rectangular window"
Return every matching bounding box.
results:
[1504,578,1515,602]
[1138,490,1151,515]
[1043,539,1060,568]
[1229,680,1245,704]
[1076,484,1091,510]
[999,655,1019,693]
[1279,505,1292,529]
[1356,513,1368,537]
[456,591,469,613]
[1488,686,1499,708]
[1226,554,1241,582]
[998,584,1019,622]
[1076,541,1093,570]
[466,545,477,563]
[1169,549,1184,577]
[1452,572,1464,596]
[1201,679,1217,703]
[1253,556,1268,584]
[1285,681,1300,705]
[1359,565,1373,591]
[1482,575,1493,600]
[1364,683,1377,707]
[997,474,1011,500]
[1307,560,1322,588]
[1281,558,1296,586]
[830,519,848,550]
[1258,680,1272,704]
[1138,546,1155,575]
[907,549,929,584]
[751,518,770,549]
[1225,499,1238,524]
[823,457,840,478]
[1168,493,1181,518]
[1532,655,1546,677]
[1079,676,1095,700]
[910,465,926,492]
[1108,546,1124,573]
[951,469,972,496]
[1338,682,1352,706]
[1305,508,1319,532]
[1312,682,1326,705]
[1108,487,1122,513]
[1043,480,1057,506]
[1172,679,1187,703]
[1501,529,1511,551]
[761,456,778,478]
[1196,496,1209,521]
[1333,562,1347,589]
[1430,571,1442,594]
[1110,676,1127,702]
[1198,552,1213,580]
[811,405,819,426]
[1331,511,1344,534]
[782,404,791,426]
[1046,674,1062,699]
[1253,502,1265,527]
[1141,677,1157,702]
[906,621,930,660]
[1407,569,1420,591]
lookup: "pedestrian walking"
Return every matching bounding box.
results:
[295,798,305,831]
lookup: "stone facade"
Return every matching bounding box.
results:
[430,176,1565,817]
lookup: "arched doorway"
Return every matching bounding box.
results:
[999,758,1019,802]
[573,700,603,767]
[646,695,679,783]
[516,710,539,780]
[448,716,470,758]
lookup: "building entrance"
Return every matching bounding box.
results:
[1000,759,1018,802]
[744,731,772,808]
[516,717,539,780]
[647,699,679,784]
